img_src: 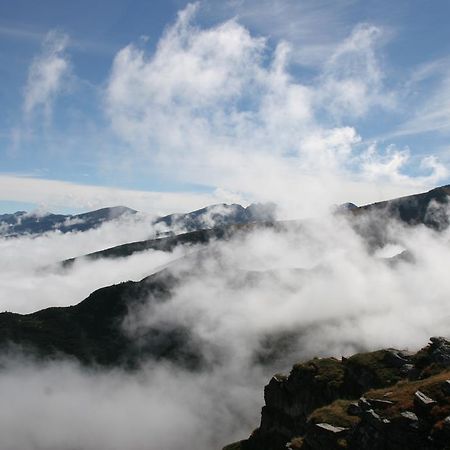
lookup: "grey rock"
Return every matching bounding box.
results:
[304,423,349,450]
[414,390,437,411]
[400,411,420,430]
[400,411,419,422]
[363,409,390,431]
[400,363,414,375]
[441,379,450,395]
[358,397,372,411]
[367,398,395,410]
[315,423,348,434]
[430,336,448,345]
[444,416,450,428]
[384,349,412,368]
[347,402,362,416]
[428,337,450,366]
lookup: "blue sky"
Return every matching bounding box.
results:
[1,0,450,216]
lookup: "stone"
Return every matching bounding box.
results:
[358,397,372,411]
[363,409,390,431]
[315,423,348,435]
[400,411,420,429]
[444,416,450,429]
[366,398,395,410]
[400,411,419,422]
[430,415,450,446]
[414,390,437,412]
[303,423,349,450]
[400,363,414,375]
[384,349,412,368]
[264,375,287,410]
[441,379,450,395]
[428,337,450,366]
[430,336,448,345]
[347,402,361,416]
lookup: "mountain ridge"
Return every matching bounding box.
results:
[2,184,450,366]
[0,206,137,237]
[60,184,450,267]
[0,202,276,238]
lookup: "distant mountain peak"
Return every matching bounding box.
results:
[0,205,137,237]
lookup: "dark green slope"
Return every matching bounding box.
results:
[60,222,273,267]
[62,226,231,267]
[354,184,450,229]
[0,269,200,368]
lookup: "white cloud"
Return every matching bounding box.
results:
[358,144,448,187]
[209,0,358,67]
[0,174,239,215]
[386,58,450,138]
[105,4,445,218]
[23,30,70,118]
[394,75,450,137]
[318,23,394,119]
[0,238,187,313]
[0,24,43,42]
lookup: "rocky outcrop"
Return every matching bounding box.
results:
[225,337,450,450]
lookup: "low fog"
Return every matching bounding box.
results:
[0,214,190,313]
[1,205,450,449]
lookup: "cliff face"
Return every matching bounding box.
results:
[225,337,450,450]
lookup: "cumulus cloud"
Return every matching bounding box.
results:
[359,144,448,186]
[23,30,70,118]
[105,4,446,219]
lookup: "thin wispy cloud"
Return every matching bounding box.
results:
[394,81,450,137]
[377,58,450,140]
[0,24,43,42]
[23,30,71,118]
[0,23,116,55]
[209,0,359,67]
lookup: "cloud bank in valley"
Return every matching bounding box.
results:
[2,204,450,449]
[0,214,189,313]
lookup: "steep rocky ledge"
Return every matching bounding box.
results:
[224,337,450,450]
